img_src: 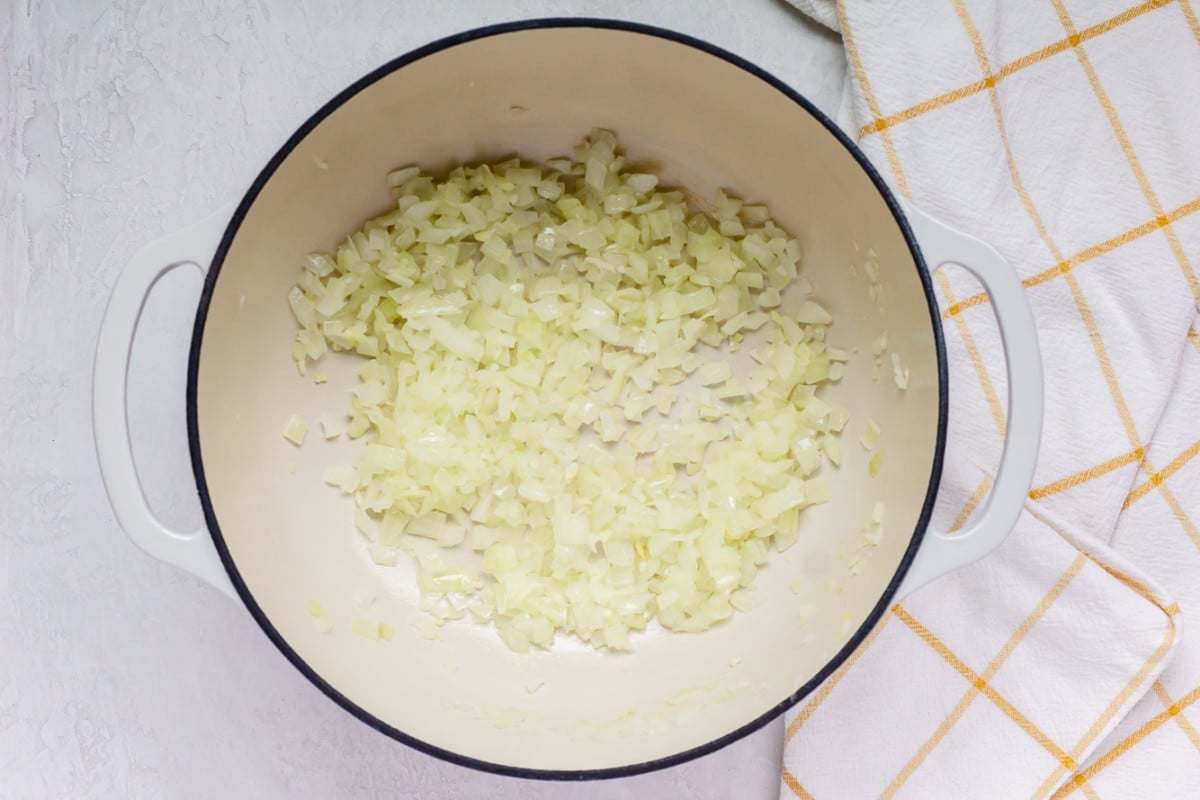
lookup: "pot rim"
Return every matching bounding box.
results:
[185,17,948,781]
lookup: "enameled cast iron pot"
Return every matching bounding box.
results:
[93,19,1042,780]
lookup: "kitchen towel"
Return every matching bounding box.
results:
[780,1,1200,797]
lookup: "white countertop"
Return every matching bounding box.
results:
[0,2,844,797]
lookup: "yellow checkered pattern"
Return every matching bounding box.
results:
[781,1,1200,796]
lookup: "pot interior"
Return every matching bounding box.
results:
[193,23,942,774]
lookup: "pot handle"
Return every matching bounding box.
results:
[897,202,1043,597]
[92,205,238,600]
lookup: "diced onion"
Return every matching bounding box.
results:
[289,130,850,652]
[872,331,889,355]
[861,418,881,451]
[350,617,381,639]
[283,415,307,446]
[319,413,344,439]
[891,351,909,390]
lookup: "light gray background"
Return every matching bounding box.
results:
[1,2,845,797]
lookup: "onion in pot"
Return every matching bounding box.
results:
[288,131,850,652]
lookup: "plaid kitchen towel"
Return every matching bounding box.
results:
[780,1,1200,797]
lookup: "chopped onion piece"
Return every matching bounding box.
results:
[872,331,889,355]
[367,543,398,566]
[795,301,833,325]
[823,435,842,467]
[351,617,383,640]
[891,351,910,390]
[697,360,733,386]
[283,415,308,446]
[319,413,344,439]
[861,419,881,451]
[323,466,356,493]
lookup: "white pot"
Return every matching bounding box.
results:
[93,20,1042,780]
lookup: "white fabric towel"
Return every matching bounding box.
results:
[780,1,1200,798]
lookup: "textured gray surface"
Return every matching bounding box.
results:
[0,2,845,797]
